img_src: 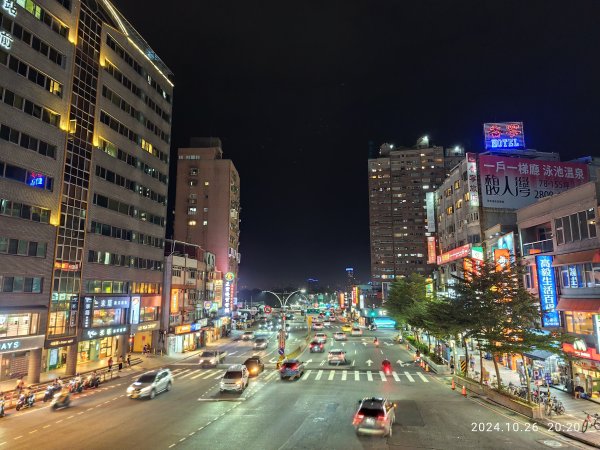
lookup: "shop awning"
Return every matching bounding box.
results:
[556,298,600,312]
[553,250,600,266]
[522,350,557,361]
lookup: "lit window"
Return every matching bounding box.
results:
[464,192,470,201]
[203,208,208,212]
[454,180,460,190]
[188,207,197,215]
[188,220,197,226]
[203,220,208,226]
[204,181,209,186]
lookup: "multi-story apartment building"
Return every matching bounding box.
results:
[0,0,173,381]
[433,149,590,294]
[517,182,600,396]
[173,138,241,316]
[368,139,463,286]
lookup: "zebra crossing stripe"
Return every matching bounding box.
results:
[173,369,191,378]
[199,370,217,379]
[266,371,278,380]
[404,371,415,382]
[328,371,335,381]
[315,370,324,381]
[301,370,312,381]
[191,370,211,380]
[342,370,347,381]
[379,371,387,381]
[392,371,400,382]
[212,371,224,379]
[367,371,373,381]
[354,371,360,381]
[417,372,429,383]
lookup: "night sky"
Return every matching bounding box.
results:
[111,0,600,289]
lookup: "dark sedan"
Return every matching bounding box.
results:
[243,356,265,377]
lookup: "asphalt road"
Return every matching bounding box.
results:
[0,324,592,450]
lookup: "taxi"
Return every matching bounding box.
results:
[341,324,352,333]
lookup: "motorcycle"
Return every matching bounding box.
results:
[374,338,379,347]
[368,324,377,331]
[83,373,100,389]
[0,397,5,417]
[381,360,392,375]
[68,378,83,394]
[43,384,61,402]
[15,392,35,411]
[51,391,71,410]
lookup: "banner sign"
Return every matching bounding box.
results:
[535,255,560,327]
[479,155,589,209]
[437,244,471,265]
[427,237,437,264]
[466,153,480,206]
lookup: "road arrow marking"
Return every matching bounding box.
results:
[341,342,346,346]
[305,359,313,364]
[269,358,278,363]
[366,359,373,367]
[362,342,367,346]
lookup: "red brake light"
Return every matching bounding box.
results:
[291,364,298,370]
[377,415,385,422]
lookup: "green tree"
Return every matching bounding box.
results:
[386,273,431,343]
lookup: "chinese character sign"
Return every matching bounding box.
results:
[535,255,560,327]
[479,155,589,209]
[427,237,436,264]
[466,153,480,206]
[483,122,525,150]
[3,0,17,17]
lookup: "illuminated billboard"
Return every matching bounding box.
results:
[479,155,589,209]
[483,122,525,150]
[427,237,437,264]
[535,255,560,327]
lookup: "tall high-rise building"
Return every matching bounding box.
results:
[173,138,241,316]
[0,0,173,382]
[368,138,463,285]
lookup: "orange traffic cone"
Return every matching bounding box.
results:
[451,379,456,390]
[406,343,410,350]
[421,360,425,368]
[425,364,430,372]
[461,385,467,397]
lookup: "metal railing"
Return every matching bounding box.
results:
[523,239,553,255]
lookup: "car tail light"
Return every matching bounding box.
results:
[353,413,364,425]
[376,415,386,422]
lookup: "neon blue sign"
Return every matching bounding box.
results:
[483,122,526,150]
[535,255,560,327]
[28,172,46,188]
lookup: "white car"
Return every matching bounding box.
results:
[328,349,348,365]
[333,332,347,341]
[314,332,328,342]
[127,369,173,399]
[312,322,324,331]
[351,327,363,336]
[241,331,255,340]
[220,365,249,392]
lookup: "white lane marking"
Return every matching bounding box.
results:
[172,369,191,377]
[0,442,7,446]
[56,420,64,423]
[67,415,75,419]
[301,369,312,381]
[328,370,335,381]
[168,445,176,448]
[392,371,400,382]
[417,372,429,383]
[405,371,415,382]
[319,360,326,366]
[367,371,373,381]
[228,351,237,356]
[14,436,23,440]
[342,370,347,381]
[43,425,51,429]
[189,432,195,436]
[379,371,387,381]
[315,370,324,381]
[212,371,224,379]
[194,369,214,379]
[354,370,360,381]
[29,430,38,434]
[178,370,197,379]
[179,437,186,442]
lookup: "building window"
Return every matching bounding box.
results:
[446,206,453,214]
[555,208,597,245]
[0,237,46,257]
[203,208,208,212]
[204,181,209,186]
[203,220,208,226]
[1,276,43,293]
[564,311,594,335]
[188,220,196,226]
[456,199,463,209]
[0,313,39,337]
[454,180,460,190]
[188,207,197,215]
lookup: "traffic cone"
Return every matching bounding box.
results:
[406,343,409,350]
[451,379,456,390]
[461,385,467,397]
[425,364,430,372]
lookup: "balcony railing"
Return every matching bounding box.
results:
[523,238,553,255]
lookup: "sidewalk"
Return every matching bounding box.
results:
[0,332,240,395]
[458,351,600,448]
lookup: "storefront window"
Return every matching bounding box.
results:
[92,308,123,327]
[564,311,594,335]
[47,311,67,335]
[140,306,158,322]
[0,313,38,337]
[559,263,600,288]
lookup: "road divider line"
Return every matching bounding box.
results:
[168,445,175,448]
[14,436,22,440]
[301,369,312,381]
[379,371,387,381]
[367,371,373,381]
[392,371,400,382]
[404,371,415,382]
[43,425,51,429]
[342,370,347,381]
[417,372,429,383]
[29,430,38,434]
[315,370,323,380]
[328,371,335,381]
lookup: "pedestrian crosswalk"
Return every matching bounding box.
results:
[170,368,431,384]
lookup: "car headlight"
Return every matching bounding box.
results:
[127,386,134,393]
[199,359,205,363]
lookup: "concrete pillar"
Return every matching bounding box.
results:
[119,335,128,358]
[26,348,42,384]
[65,343,78,376]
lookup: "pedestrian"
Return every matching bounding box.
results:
[450,356,455,375]
[126,354,131,368]
[108,356,113,371]
[117,355,123,371]
[15,378,24,394]
[469,355,475,371]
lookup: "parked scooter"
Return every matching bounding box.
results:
[68,375,83,394]
[83,372,100,389]
[0,397,5,417]
[15,390,35,411]
[43,382,62,402]
[51,390,71,410]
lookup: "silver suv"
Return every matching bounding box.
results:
[353,397,396,436]
[220,364,249,392]
[127,369,173,399]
